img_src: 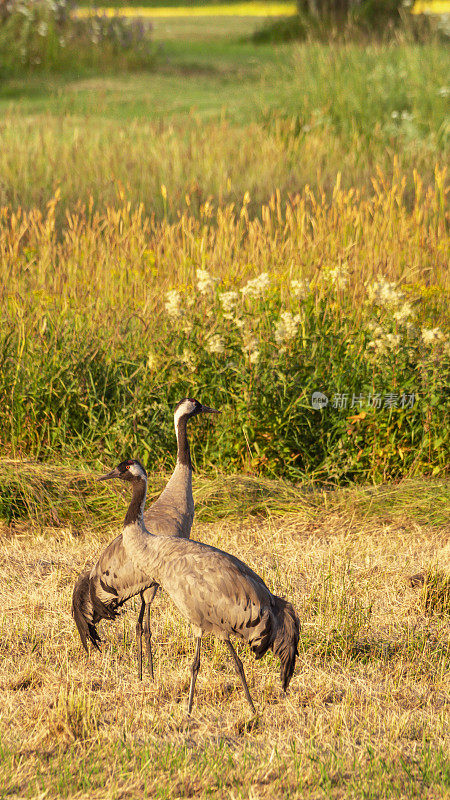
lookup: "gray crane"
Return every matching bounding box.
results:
[72,398,219,680]
[99,458,300,714]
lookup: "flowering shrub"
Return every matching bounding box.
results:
[0,0,155,74]
[151,268,448,481]
[0,0,68,70]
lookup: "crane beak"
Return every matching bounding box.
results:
[201,405,220,414]
[97,467,121,482]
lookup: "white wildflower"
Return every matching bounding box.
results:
[240,272,270,300]
[243,335,260,365]
[367,277,403,307]
[206,334,225,355]
[421,327,446,345]
[219,290,239,313]
[385,333,401,348]
[438,86,450,97]
[328,265,349,291]
[290,278,310,298]
[275,311,301,347]
[393,303,414,325]
[367,331,401,356]
[196,268,216,296]
[164,289,182,319]
[367,339,384,354]
[367,322,384,338]
[37,21,48,36]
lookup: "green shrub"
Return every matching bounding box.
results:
[251,14,311,44]
[253,1,436,44]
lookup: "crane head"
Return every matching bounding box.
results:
[97,458,147,483]
[174,398,220,428]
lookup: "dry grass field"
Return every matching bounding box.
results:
[0,477,449,798]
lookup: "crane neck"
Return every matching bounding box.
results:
[175,415,192,469]
[124,476,147,527]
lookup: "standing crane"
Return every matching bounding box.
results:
[99,457,300,714]
[72,399,219,680]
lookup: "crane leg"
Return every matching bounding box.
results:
[136,598,146,682]
[187,637,202,715]
[225,640,256,714]
[143,584,158,681]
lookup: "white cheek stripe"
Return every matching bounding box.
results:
[174,400,195,431]
[129,463,144,478]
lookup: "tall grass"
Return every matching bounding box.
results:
[1,167,448,481]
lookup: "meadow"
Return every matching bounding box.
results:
[1,37,449,209]
[0,5,449,797]
[1,13,449,483]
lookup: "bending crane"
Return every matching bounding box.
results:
[100,457,300,714]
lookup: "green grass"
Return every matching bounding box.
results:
[1,37,447,126]
[1,738,448,798]
[0,39,290,120]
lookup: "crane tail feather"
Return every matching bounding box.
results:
[271,597,300,692]
[72,570,118,652]
[72,571,101,652]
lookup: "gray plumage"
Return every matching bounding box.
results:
[101,457,300,714]
[72,398,219,679]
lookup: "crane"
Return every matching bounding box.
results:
[72,398,219,680]
[99,457,300,714]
